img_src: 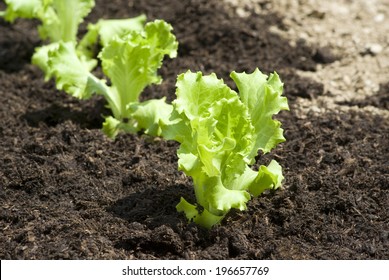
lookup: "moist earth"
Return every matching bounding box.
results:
[0,0,388,259]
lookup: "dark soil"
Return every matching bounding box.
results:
[1,0,388,259]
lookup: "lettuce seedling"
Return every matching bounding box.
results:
[47,20,178,138]
[2,1,177,138]
[1,0,94,42]
[0,0,147,79]
[0,0,95,74]
[162,69,289,228]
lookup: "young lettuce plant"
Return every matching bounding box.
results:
[47,20,178,138]
[0,0,96,74]
[0,0,94,41]
[162,69,289,228]
[0,0,147,79]
[1,1,177,138]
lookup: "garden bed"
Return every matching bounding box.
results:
[0,0,388,259]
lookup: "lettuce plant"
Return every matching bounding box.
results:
[47,20,178,138]
[2,1,178,138]
[162,69,289,228]
[0,0,95,74]
[0,0,147,79]
[0,0,94,41]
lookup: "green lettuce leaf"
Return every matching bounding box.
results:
[231,69,289,156]
[176,197,225,229]
[31,43,61,80]
[46,41,107,99]
[0,0,43,22]
[1,0,94,42]
[102,98,174,138]
[1,0,95,79]
[38,0,95,42]
[129,98,173,137]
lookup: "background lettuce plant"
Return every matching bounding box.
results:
[0,0,148,80]
[0,0,96,74]
[47,20,178,138]
[0,0,94,41]
[1,0,178,138]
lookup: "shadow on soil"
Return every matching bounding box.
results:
[107,184,190,229]
[0,21,40,72]
[107,184,194,256]
[22,98,108,129]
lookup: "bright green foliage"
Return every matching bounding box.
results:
[1,0,95,76]
[1,0,150,81]
[38,0,95,42]
[46,42,106,99]
[0,0,95,42]
[0,0,44,22]
[47,20,178,138]
[231,69,289,155]
[99,20,178,107]
[2,1,178,139]
[162,70,288,228]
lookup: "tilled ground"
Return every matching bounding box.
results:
[0,0,388,259]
